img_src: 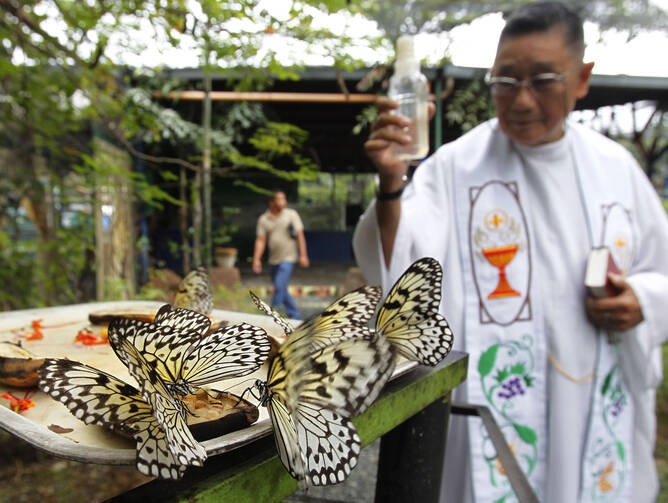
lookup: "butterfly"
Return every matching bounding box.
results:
[254,327,396,486]
[108,304,271,397]
[249,285,395,485]
[375,257,453,366]
[174,267,213,315]
[38,356,206,480]
[251,257,453,366]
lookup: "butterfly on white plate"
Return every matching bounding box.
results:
[250,257,453,366]
[175,267,213,315]
[108,304,271,397]
[375,257,453,366]
[38,357,206,480]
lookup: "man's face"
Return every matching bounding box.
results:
[491,28,594,146]
[272,192,287,211]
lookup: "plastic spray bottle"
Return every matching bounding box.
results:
[388,35,429,161]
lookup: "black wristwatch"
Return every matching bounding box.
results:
[375,174,409,201]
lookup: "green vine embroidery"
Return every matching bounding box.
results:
[587,363,629,502]
[477,335,539,500]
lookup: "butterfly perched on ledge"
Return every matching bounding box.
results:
[253,313,395,486]
[108,304,271,397]
[251,257,453,367]
[38,356,206,480]
[375,257,453,366]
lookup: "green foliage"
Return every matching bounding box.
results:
[77,147,180,209]
[1,0,376,310]
[352,105,379,135]
[37,224,95,304]
[0,231,36,311]
[296,173,374,230]
[214,207,241,246]
[445,79,496,133]
[0,219,95,310]
[132,269,174,303]
[212,283,259,314]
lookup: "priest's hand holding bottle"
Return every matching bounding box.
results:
[364,36,435,198]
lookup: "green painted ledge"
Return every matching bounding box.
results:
[107,351,468,503]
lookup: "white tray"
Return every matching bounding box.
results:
[0,301,415,465]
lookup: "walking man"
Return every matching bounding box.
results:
[253,190,309,319]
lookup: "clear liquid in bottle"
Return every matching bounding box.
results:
[388,36,429,161]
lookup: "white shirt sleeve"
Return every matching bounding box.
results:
[352,147,453,293]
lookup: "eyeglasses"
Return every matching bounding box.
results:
[484,69,571,97]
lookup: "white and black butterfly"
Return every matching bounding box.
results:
[38,356,206,480]
[175,267,213,315]
[251,257,453,366]
[250,285,382,348]
[108,304,271,397]
[375,257,453,366]
[252,288,395,486]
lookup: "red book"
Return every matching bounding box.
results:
[585,247,622,298]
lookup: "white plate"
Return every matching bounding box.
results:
[0,301,416,465]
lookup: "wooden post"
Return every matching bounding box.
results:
[179,166,191,274]
[202,57,213,271]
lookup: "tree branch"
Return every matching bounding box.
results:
[110,126,202,174]
[0,0,87,66]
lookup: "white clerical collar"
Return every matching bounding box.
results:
[512,125,571,164]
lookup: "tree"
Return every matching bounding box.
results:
[352,0,668,42]
[0,0,373,308]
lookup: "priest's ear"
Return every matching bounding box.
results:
[574,62,595,100]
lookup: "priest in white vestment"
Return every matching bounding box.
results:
[353,2,668,502]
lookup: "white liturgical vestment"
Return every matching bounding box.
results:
[353,119,668,503]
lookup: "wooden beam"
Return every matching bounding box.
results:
[154,90,379,103]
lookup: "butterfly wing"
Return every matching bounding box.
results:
[112,336,207,468]
[179,322,271,387]
[153,304,212,334]
[108,310,207,390]
[261,329,394,485]
[300,336,396,416]
[249,290,295,335]
[376,257,454,366]
[286,285,383,352]
[174,267,213,315]
[38,358,187,479]
[266,391,304,480]
[296,403,361,486]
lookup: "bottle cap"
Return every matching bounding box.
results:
[394,35,419,75]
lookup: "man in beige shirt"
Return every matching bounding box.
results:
[252,191,309,319]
